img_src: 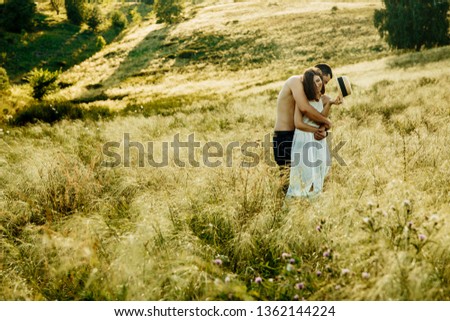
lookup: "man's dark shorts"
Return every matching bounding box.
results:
[273,130,295,167]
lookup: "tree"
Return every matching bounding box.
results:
[65,0,86,26]
[111,10,128,30]
[85,5,104,32]
[0,67,10,91]
[50,0,64,15]
[154,0,183,24]
[26,68,60,101]
[374,0,449,51]
[1,0,36,33]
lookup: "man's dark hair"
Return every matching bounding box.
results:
[315,63,333,79]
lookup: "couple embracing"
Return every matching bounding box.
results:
[273,64,343,198]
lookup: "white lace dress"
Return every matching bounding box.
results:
[286,99,330,198]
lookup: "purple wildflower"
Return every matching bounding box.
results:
[362,272,370,279]
[418,234,427,241]
[293,294,299,301]
[254,277,262,284]
[281,252,291,260]
[295,282,305,290]
[289,258,296,264]
[316,270,322,277]
[213,259,222,265]
[316,225,322,232]
[323,250,331,258]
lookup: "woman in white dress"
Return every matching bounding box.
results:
[286,67,341,198]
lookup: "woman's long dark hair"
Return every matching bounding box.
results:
[303,67,325,101]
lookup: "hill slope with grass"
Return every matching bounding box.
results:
[54,1,390,109]
[1,0,450,301]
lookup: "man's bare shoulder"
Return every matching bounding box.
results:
[286,75,303,88]
[286,75,302,82]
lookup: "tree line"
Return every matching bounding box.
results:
[0,0,183,32]
[374,0,449,50]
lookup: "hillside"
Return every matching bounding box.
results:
[55,0,388,109]
[1,0,450,301]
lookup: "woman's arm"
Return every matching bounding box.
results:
[321,95,342,117]
[322,95,332,117]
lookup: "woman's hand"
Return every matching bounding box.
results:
[331,95,343,105]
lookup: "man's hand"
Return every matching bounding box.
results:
[314,126,327,140]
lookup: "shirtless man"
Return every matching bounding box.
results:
[273,63,334,167]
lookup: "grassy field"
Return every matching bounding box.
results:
[1,0,450,300]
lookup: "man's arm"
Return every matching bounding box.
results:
[294,105,321,133]
[295,106,327,140]
[289,77,332,129]
[314,125,327,140]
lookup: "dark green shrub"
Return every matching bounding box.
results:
[85,5,104,32]
[1,0,36,33]
[96,36,106,49]
[83,105,115,121]
[12,102,83,125]
[0,67,10,91]
[154,0,183,24]
[25,68,60,101]
[374,0,449,50]
[111,10,128,30]
[11,102,115,126]
[65,0,85,26]
[129,7,142,24]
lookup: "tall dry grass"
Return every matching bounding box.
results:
[1,0,450,300]
[2,61,449,299]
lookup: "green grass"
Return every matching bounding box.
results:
[0,3,152,83]
[166,29,280,70]
[387,46,450,69]
[0,21,116,82]
[122,93,228,117]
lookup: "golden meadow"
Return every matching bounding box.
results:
[1,0,449,300]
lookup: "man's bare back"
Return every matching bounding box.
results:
[274,75,303,131]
